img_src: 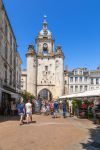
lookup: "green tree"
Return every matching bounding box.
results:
[21,91,35,103]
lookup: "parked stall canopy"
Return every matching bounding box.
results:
[59,89,100,99]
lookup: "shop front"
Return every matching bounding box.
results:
[0,87,20,115]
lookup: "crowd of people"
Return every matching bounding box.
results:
[2,97,100,125]
[16,98,68,125]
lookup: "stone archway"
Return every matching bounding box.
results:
[38,88,53,100]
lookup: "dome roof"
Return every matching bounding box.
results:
[38,16,52,37]
[39,29,51,36]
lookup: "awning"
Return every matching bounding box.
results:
[59,89,100,99]
[11,93,20,99]
[0,87,20,99]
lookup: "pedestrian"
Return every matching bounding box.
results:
[41,100,46,114]
[11,101,16,116]
[32,99,35,114]
[53,99,59,118]
[50,100,54,115]
[45,101,50,115]
[69,100,73,117]
[92,99,100,124]
[25,99,32,124]
[17,98,25,125]
[62,100,67,118]
[34,99,41,114]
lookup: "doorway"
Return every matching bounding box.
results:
[38,89,52,100]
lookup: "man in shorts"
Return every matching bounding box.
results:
[17,98,25,125]
[25,99,32,124]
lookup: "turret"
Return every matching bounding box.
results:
[55,45,64,97]
[55,45,64,57]
[26,44,37,96]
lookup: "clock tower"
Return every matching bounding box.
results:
[26,16,64,99]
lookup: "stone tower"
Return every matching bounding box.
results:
[26,45,37,96]
[26,16,64,99]
[55,45,64,97]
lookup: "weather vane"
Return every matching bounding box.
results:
[44,15,47,22]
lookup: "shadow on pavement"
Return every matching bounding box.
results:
[0,115,19,123]
[81,126,100,150]
[0,115,37,124]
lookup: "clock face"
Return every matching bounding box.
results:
[43,43,48,49]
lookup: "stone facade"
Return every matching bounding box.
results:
[16,52,22,94]
[64,70,69,95]
[21,17,64,99]
[64,67,100,95]
[89,69,100,90]
[68,68,90,94]
[21,70,27,91]
[0,0,22,111]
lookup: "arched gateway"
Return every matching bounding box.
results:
[38,89,53,100]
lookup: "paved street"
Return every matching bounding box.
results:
[0,115,100,150]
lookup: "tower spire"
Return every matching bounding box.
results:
[43,15,48,30]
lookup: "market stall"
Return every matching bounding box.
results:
[59,89,100,123]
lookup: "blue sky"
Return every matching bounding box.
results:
[3,0,100,70]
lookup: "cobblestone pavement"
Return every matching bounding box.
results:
[0,115,100,150]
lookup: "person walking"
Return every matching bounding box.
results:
[17,98,25,125]
[69,100,73,117]
[92,99,100,124]
[34,99,41,114]
[25,99,32,124]
[62,100,67,118]
[11,101,16,116]
[41,100,46,114]
[50,100,54,115]
[53,99,59,118]
[45,101,50,115]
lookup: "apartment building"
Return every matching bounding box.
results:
[68,68,90,94]
[64,67,100,95]
[0,0,22,113]
[90,69,100,90]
